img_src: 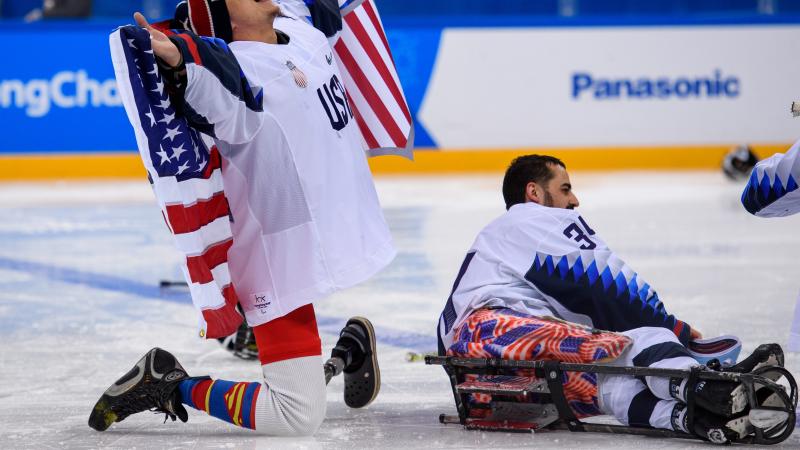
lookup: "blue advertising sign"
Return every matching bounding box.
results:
[0,20,441,154]
[0,22,136,153]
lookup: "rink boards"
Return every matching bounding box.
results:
[1,18,800,178]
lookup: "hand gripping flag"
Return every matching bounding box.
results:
[110,26,243,339]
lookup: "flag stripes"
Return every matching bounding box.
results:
[332,0,413,155]
[165,191,230,234]
[110,26,242,338]
[343,10,411,122]
[186,238,234,284]
[334,41,406,147]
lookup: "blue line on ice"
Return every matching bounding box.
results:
[0,255,436,351]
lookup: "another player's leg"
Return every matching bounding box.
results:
[601,327,791,443]
[597,354,751,444]
[614,327,748,418]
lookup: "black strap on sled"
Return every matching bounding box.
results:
[684,366,702,437]
[541,361,584,432]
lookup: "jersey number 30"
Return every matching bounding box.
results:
[563,216,597,250]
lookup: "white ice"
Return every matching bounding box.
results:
[0,172,798,449]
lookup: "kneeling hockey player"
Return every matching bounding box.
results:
[89,0,394,436]
[436,154,794,444]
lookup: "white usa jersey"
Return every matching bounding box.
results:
[741,138,800,217]
[436,202,691,353]
[181,15,395,327]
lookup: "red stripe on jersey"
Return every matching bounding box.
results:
[362,0,395,68]
[344,13,411,123]
[346,92,380,149]
[175,33,203,66]
[186,238,232,284]
[334,41,406,147]
[165,192,230,235]
[201,284,241,338]
[673,320,685,339]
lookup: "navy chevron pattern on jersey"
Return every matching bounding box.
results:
[524,250,691,345]
[742,161,799,215]
[741,138,800,217]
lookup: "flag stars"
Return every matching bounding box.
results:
[172,143,188,160]
[127,39,137,49]
[159,111,175,125]
[152,79,165,95]
[164,126,182,142]
[176,161,191,175]
[157,99,172,110]
[144,109,157,127]
[155,145,172,165]
[192,142,202,161]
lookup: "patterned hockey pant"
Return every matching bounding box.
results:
[447,308,632,418]
[448,308,698,428]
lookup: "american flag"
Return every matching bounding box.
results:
[110,26,242,339]
[335,0,414,158]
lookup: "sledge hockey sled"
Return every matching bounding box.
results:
[425,355,797,445]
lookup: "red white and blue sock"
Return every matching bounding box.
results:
[178,378,262,429]
[177,304,323,432]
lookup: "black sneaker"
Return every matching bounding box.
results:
[88,348,193,431]
[670,376,747,417]
[330,317,380,408]
[672,403,752,444]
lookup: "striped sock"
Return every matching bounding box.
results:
[179,378,262,430]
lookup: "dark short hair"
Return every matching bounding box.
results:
[502,154,566,210]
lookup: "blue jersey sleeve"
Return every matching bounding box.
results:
[741,139,800,217]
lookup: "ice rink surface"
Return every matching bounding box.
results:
[1,171,799,449]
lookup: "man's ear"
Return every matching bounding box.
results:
[525,181,541,205]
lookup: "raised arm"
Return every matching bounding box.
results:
[134,13,264,145]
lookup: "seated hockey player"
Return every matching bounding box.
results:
[436,154,788,444]
[89,0,393,436]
